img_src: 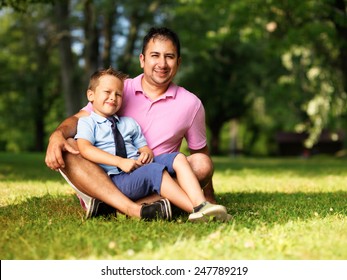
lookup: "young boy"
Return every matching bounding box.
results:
[75,67,230,222]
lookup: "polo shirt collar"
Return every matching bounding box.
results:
[91,111,120,123]
[133,74,178,98]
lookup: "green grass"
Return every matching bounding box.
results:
[1,152,347,260]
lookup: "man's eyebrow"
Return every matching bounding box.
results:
[149,51,176,56]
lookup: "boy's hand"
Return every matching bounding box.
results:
[137,146,154,164]
[118,158,140,173]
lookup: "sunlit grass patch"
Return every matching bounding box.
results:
[1,153,346,259]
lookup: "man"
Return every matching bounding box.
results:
[45,27,217,219]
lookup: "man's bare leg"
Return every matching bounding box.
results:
[187,153,217,204]
[61,139,160,218]
[201,180,216,204]
[136,194,161,205]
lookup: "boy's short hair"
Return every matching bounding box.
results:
[88,67,128,91]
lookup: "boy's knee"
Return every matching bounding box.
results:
[175,152,187,162]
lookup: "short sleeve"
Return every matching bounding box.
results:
[185,103,207,150]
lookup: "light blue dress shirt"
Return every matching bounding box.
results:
[75,112,148,175]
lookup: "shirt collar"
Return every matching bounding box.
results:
[133,74,178,99]
[91,111,120,123]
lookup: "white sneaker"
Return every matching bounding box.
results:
[188,202,229,222]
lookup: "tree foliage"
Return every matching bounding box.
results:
[0,0,346,155]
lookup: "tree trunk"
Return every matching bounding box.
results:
[208,121,223,155]
[83,0,99,76]
[229,119,240,156]
[118,11,141,73]
[332,0,347,93]
[101,8,116,68]
[54,0,82,116]
[33,85,45,151]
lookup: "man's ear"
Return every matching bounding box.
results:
[177,57,182,67]
[139,53,145,69]
[87,90,94,102]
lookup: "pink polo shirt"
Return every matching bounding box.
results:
[82,74,207,156]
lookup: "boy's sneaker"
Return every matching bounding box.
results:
[188,201,229,222]
[141,198,172,221]
[86,198,117,219]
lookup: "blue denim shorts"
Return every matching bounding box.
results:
[110,152,179,201]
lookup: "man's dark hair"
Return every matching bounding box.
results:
[141,27,181,58]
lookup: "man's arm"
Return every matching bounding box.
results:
[45,110,89,170]
[189,145,210,156]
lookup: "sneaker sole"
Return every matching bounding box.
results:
[188,205,228,222]
[86,198,97,219]
[86,198,117,219]
[161,198,172,220]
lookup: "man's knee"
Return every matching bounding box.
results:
[187,153,214,182]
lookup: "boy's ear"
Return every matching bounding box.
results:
[87,89,94,102]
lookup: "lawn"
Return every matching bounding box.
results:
[0,152,347,260]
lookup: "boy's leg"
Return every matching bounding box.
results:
[159,171,194,213]
[172,153,207,207]
[159,171,229,222]
[154,153,205,208]
[111,166,173,220]
[155,153,229,222]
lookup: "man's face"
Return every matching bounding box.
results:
[139,37,181,88]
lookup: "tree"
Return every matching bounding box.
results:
[1,0,346,155]
[0,4,62,151]
[54,0,83,117]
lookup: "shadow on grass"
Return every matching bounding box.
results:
[2,191,346,229]
[213,156,347,177]
[3,153,347,182]
[0,152,63,182]
[1,190,347,259]
[2,153,347,258]
[218,191,347,229]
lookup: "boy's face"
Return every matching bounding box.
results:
[87,75,123,118]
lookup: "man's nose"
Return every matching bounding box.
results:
[158,56,167,67]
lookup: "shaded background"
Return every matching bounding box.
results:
[0,0,346,156]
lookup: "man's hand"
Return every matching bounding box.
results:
[45,131,79,171]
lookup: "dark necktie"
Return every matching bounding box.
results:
[107,116,127,159]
